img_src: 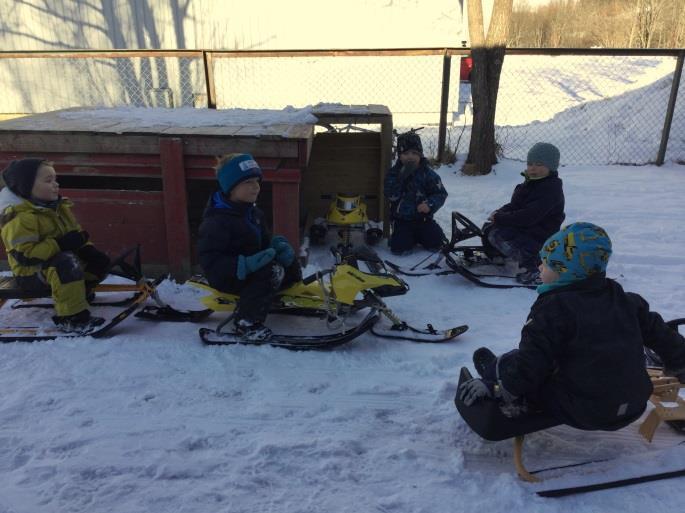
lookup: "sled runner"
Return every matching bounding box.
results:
[455,366,685,492]
[0,247,211,342]
[0,275,158,341]
[385,211,536,290]
[454,319,685,493]
[189,262,468,350]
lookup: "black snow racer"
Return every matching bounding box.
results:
[385,211,536,289]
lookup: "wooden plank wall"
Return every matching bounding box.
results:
[302,132,381,222]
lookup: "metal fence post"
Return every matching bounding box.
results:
[437,51,452,162]
[656,50,684,166]
[203,50,217,109]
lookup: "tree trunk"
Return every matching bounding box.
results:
[464,0,512,176]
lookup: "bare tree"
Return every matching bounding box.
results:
[464,0,513,175]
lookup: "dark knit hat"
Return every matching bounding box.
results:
[527,142,560,172]
[216,153,262,195]
[2,158,46,199]
[539,222,612,282]
[396,131,423,156]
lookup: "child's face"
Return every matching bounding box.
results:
[526,162,551,179]
[31,164,59,202]
[229,177,261,203]
[399,150,421,165]
[538,262,559,284]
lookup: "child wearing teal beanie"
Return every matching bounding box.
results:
[197,153,302,342]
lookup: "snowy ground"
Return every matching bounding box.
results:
[1,158,685,512]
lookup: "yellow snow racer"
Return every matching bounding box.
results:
[309,193,383,248]
[187,256,467,349]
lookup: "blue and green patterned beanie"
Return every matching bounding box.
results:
[537,222,612,293]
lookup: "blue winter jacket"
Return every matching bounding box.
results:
[384,158,448,221]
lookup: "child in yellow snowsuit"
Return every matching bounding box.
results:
[0,158,110,333]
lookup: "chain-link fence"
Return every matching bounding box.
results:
[0,54,206,112]
[0,49,683,166]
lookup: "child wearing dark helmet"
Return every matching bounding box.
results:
[483,142,565,285]
[197,153,302,342]
[0,158,111,334]
[384,130,448,255]
[459,222,685,431]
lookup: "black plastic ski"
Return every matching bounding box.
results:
[135,305,214,322]
[385,258,535,289]
[199,310,379,350]
[449,262,536,290]
[383,260,456,277]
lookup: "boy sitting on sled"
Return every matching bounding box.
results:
[459,222,685,431]
[197,153,302,342]
[483,142,565,285]
[384,130,448,255]
[0,159,111,333]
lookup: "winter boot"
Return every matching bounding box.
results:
[516,268,541,285]
[473,347,497,380]
[53,309,105,335]
[234,318,273,342]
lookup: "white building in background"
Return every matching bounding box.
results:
[0,0,469,50]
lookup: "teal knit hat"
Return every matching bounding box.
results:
[538,222,611,293]
[216,153,262,194]
[527,142,560,172]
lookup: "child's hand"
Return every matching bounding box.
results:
[271,236,295,267]
[237,248,276,280]
[458,378,495,406]
[417,202,431,214]
[56,230,89,251]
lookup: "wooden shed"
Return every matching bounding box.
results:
[0,105,392,278]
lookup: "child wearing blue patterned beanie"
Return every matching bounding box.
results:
[197,153,302,342]
[537,222,611,294]
[458,221,685,432]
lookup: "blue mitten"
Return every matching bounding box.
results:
[270,235,295,267]
[458,378,496,406]
[237,248,276,280]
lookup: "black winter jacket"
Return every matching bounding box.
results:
[493,172,565,245]
[498,274,685,431]
[197,192,271,292]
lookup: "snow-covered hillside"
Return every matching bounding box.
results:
[1,157,684,513]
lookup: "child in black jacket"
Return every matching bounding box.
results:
[197,153,301,341]
[484,142,565,284]
[459,222,685,431]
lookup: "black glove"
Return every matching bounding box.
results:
[458,378,496,406]
[56,230,89,251]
